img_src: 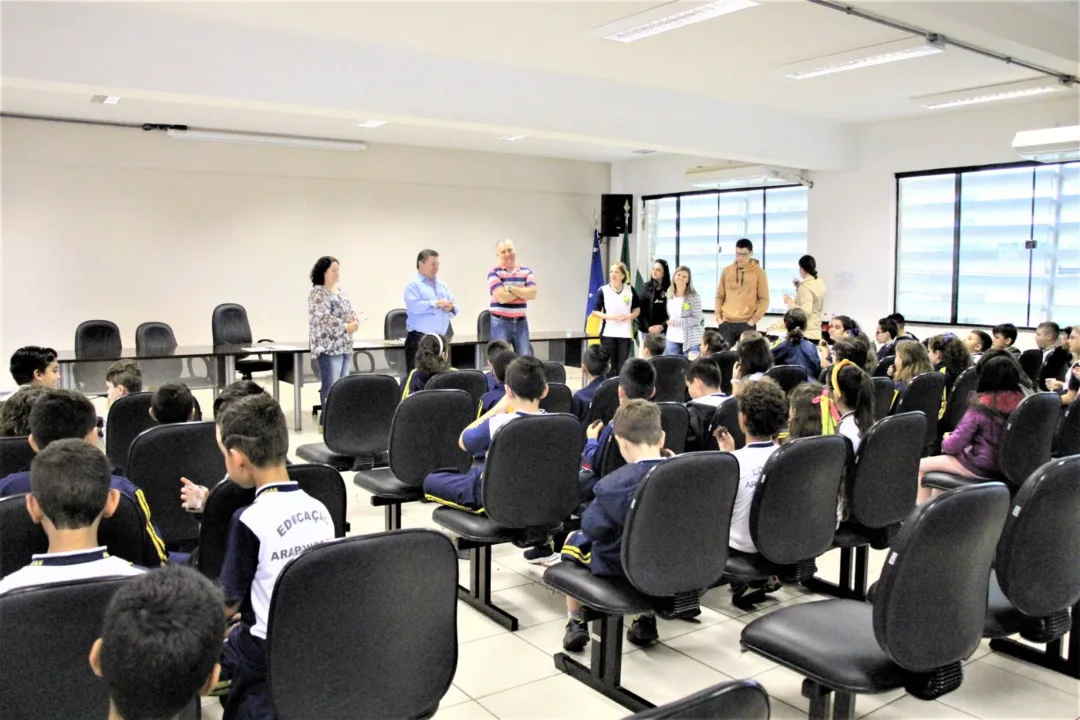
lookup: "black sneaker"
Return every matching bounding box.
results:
[732,576,782,610]
[627,615,659,647]
[563,618,589,652]
[523,541,559,566]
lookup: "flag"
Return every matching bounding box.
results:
[620,223,638,343]
[585,228,603,343]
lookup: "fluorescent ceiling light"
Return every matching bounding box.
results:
[166,129,366,151]
[498,135,527,141]
[1013,125,1080,163]
[91,95,121,105]
[685,164,812,189]
[913,77,1072,110]
[593,0,759,44]
[355,119,387,128]
[779,36,944,80]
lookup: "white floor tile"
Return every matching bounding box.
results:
[619,643,735,707]
[978,650,1080,696]
[488,582,568,628]
[457,603,510,645]
[751,665,906,718]
[492,549,554,584]
[199,698,224,720]
[768,697,809,719]
[861,695,980,719]
[513,616,643,663]
[476,673,627,720]
[458,557,533,592]
[433,700,499,719]
[441,684,472,708]
[936,657,1080,719]
[452,634,560,699]
[964,638,993,665]
[654,605,732,642]
[664,620,779,678]
[700,583,798,619]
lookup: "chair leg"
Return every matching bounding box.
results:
[553,613,652,713]
[802,680,833,720]
[384,503,402,531]
[852,546,869,602]
[803,547,858,600]
[833,690,857,720]
[990,629,1080,679]
[455,543,518,631]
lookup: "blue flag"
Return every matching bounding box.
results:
[585,229,604,334]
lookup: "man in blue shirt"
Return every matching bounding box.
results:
[404,249,458,371]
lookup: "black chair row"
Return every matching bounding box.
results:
[74,318,208,391]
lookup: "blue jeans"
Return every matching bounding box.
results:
[665,340,689,356]
[490,315,531,356]
[316,353,351,424]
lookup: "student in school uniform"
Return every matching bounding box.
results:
[90,567,224,720]
[927,333,971,392]
[423,357,555,563]
[771,308,821,378]
[104,360,143,406]
[0,384,47,437]
[479,350,517,415]
[149,381,197,424]
[731,331,774,395]
[9,345,61,389]
[639,332,667,360]
[0,390,168,567]
[400,333,453,400]
[1035,321,1071,392]
[0,440,143,595]
[571,345,611,422]
[684,359,727,452]
[1047,325,1080,407]
[561,400,666,652]
[965,329,992,363]
[483,340,513,391]
[874,317,900,362]
[218,394,335,720]
[591,262,640,376]
[991,323,1022,360]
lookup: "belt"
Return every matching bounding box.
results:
[492,314,527,322]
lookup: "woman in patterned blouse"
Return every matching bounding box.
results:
[308,256,358,425]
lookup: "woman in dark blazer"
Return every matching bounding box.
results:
[637,259,671,336]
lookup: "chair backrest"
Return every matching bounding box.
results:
[211,303,253,346]
[848,413,925,529]
[0,492,147,575]
[74,320,122,360]
[997,392,1061,487]
[584,378,621,426]
[105,392,156,475]
[895,371,946,448]
[127,422,226,548]
[134,321,178,354]
[386,390,473,488]
[598,432,628,478]
[874,483,1009,672]
[195,479,255,579]
[764,365,808,394]
[539,383,574,415]
[750,435,848,565]
[713,351,738,396]
[1056,400,1080,457]
[0,576,132,719]
[708,397,745,451]
[542,362,567,385]
[477,310,491,342]
[425,370,488,409]
[1018,349,1043,386]
[324,374,400,457]
[286,463,349,538]
[658,402,690,455]
[623,452,740,597]
[943,366,978,433]
[873,355,895,378]
[481,414,582,528]
[872,377,896,422]
[0,436,35,478]
[995,456,1080,618]
[384,309,408,340]
[267,530,457,720]
[629,679,771,720]
[650,355,689,403]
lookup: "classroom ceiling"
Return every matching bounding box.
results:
[2,1,1077,170]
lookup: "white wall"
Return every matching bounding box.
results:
[0,118,608,362]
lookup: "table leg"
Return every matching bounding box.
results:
[224,355,236,386]
[60,362,74,391]
[474,343,483,371]
[272,353,280,402]
[292,351,303,432]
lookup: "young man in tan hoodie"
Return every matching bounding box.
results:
[715,238,770,348]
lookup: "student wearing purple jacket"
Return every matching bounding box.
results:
[916,356,1024,503]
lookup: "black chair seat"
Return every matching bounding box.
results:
[723,551,785,581]
[742,599,905,694]
[833,522,878,549]
[295,443,354,470]
[985,570,1027,639]
[431,506,518,544]
[353,468,422,501]
[543,561,654,616]
[922,471,986,491]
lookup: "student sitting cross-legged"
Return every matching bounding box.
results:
[713,377,788,609]
[684,359,727,451]
[0,439,143,595]
[479,349,517,415]
[0,389,168,567]
[89,566,224,720]
[423,356,556,563]
[217,393,335,720]
[562,399,666,652]
[571,345,611,422]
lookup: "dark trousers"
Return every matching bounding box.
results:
[718,321,753,349]
[405,331,425,373]
[601,336,633,376]
[222,626,274,720]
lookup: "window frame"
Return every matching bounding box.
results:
[894,159,1077,330]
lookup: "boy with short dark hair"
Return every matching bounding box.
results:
[562,400,666,651]
[218,394,334,720]
[966,329,992,361]
[875,317,899,361]
[1036,321,1071,391]
[571,345,611,422]
[581,359,656,476]
[887,313,917,342]
[684,359,727,451]
[484,340,513,391]
[150,381,196,425]
[991,323,1021,359]
[105,360,143,407]
[0,389,168,567]
[640,332,667,359]
[0,384,47,437]
[9,346,61,388]
[0,439,142,595]
[90,566,224,720]
[479,350,518,414]
[714,377,788,608]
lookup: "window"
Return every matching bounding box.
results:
[896,161,1080,327]
[642,186,809,313]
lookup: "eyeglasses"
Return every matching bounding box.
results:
[735,251,751,258]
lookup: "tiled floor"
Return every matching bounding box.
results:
[197,373,1080,720]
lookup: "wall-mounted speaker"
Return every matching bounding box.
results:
[601,194,634,237]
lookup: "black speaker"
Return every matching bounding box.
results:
[601,194,633,237]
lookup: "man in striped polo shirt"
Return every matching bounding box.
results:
[488,239,537,356]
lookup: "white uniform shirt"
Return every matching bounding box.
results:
[0,547,142,596]
[728,442,780,554]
